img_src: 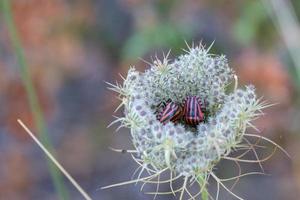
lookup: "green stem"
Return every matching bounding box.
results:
[1,1,69,199]
[197,175,209,200]
[201,187,209,200]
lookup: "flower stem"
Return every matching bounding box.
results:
[1,1,69,199]
[197,175,209,200]
[201,188,209,200]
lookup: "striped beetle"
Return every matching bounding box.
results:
[183,96,205,126]
[156,99,183,124]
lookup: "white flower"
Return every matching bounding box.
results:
[104,43,289,200]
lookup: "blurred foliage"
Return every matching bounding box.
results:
[292,0,300,18]
[122,0,192,60]
[122,23,191,60]
[1,0,69,199]
[233,1,277,47]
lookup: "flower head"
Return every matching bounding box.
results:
[104,43,288,200]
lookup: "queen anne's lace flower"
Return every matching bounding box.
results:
[104,43,288,200]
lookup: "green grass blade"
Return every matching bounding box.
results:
[1,0,69,199]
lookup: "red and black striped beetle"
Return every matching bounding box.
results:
[183,96,205,126]
[156,99,183,124]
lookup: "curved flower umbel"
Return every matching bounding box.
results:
[103,44,289,200]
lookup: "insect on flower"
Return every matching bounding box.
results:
[156,99,183,124]
[183,96,205,126]
[103,44,290,200]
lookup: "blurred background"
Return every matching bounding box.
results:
[0,0,300,199]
